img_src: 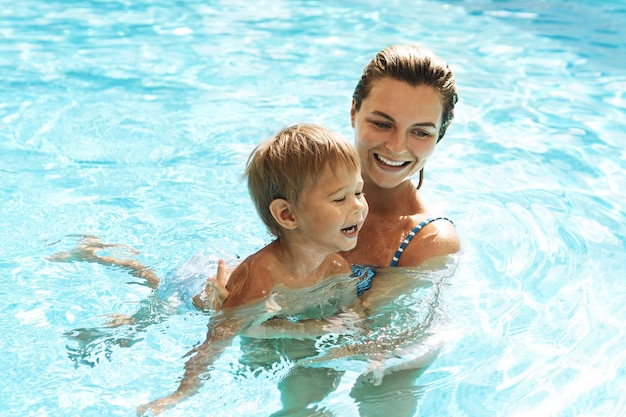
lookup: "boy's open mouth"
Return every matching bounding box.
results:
[341,224,358,234]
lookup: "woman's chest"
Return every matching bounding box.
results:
[346,213,416,266]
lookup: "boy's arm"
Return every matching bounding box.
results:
[47,236,160,289]
[139,261,275,415]
[137,311,246,415]
[193,257,270,312]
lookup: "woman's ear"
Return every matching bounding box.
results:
[350,99,357,128]
[269,198,298,230]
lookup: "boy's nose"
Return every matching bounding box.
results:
[354,196,367,215]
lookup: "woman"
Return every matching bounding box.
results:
[344,44,460,269]
[272,45,462,417]
[305,44,461,417]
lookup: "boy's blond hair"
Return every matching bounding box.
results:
[246,124,360,237]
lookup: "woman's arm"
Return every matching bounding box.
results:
[240,306,367,340]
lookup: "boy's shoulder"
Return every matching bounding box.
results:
[223,246,280,308]
[241,243,284,275]
[323,253,352,277]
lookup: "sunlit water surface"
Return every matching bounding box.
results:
[1,1,625,416]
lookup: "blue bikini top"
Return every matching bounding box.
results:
[390,216,453,267]
[352,217,454,296]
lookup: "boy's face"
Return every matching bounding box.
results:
[294,164,368,253]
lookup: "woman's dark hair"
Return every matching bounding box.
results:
[353,45,458,142]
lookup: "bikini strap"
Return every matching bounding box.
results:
[390,217,454,267]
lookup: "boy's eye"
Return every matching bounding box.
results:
[333,196,346,203]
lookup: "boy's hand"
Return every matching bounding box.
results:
[211,258,230,298]
[137,392,184,415]
[192,259,230,312]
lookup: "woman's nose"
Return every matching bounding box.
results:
[384,129,406,154]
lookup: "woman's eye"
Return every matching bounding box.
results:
[373,121,391,129]
[412,130,434,138]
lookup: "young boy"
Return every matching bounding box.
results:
[137,123,369,414]
[214,123,367,306]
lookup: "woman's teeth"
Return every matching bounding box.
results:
[375,154,408,167]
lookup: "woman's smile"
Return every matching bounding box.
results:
[374,153,413,168]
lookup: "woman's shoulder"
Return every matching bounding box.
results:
[395,216,461,267]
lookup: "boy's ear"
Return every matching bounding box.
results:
[269,198,298,230]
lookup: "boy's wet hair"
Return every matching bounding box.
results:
[246,123,360,237]
[353,45,458,142]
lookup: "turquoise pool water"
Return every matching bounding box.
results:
[1,1,625,416]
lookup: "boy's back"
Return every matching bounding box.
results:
[223,242,351,308]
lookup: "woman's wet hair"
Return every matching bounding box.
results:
[353,45,458,142]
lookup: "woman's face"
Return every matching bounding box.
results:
[351,77,443,189]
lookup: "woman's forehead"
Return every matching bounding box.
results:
[363,79,443,127]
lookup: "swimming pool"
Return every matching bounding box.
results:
[1,0,625,416]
